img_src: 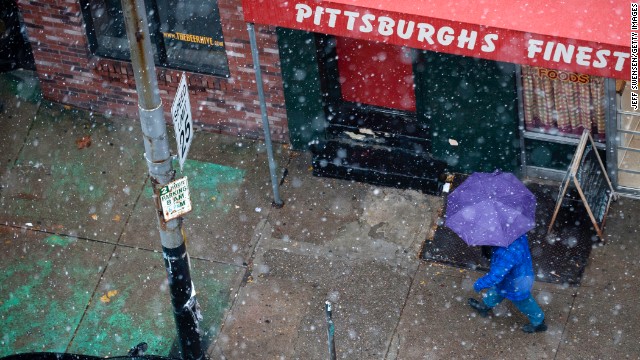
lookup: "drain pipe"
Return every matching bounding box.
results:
[247,22,284,207]
[121,1,203,359]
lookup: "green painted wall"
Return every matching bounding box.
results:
[413,54,432,142]
[415,51,520,173]
[525,139,577,170]
[276,28,326,150]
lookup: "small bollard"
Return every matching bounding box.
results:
[325,301,336,360]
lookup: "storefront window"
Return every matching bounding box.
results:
[154,0,226,74]
[521,65,605,141]
[80,0,229,76]
[83,0,129,59]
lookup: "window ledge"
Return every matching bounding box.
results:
[523,131,606,149]
[91,56,226,91]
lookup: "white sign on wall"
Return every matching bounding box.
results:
[171,73,194,171]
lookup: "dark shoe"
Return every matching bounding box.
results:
[468,298,491,317]
[522,321,548,333]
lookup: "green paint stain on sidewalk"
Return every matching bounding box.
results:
[48,163,106,203]
[191,264,239,341]
[69,253,240,357]
[71,286,173,356]
[44,234,74,247]
[144,159,245,217]
[0,236,100,356]
[8,162,107,220]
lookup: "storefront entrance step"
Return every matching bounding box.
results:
[310,139,447,195]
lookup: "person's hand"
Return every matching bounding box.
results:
[473,281,483,293]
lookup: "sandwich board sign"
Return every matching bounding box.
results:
[171,73,193,171]
[547,130,616,241]
[160,177,192,221]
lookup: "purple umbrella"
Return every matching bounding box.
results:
[445,171,536,247]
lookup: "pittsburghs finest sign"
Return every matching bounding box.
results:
[241,0,631,80]
[160,177,192,221]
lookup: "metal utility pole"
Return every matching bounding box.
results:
[120,1,204,359]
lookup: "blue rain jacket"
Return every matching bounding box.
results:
[473,234,535,301]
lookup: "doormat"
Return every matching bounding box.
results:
[421,179,599,285]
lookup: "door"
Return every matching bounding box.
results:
[316,35,430,148]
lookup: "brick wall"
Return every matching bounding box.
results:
[17,0,289,143]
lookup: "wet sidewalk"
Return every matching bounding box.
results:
[1,70,640,359]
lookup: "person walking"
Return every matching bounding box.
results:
[444,170,545,333]
[468,233,547,333]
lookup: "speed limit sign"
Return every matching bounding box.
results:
[171,73,193,171]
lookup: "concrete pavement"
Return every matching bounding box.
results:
[1,69,639,359]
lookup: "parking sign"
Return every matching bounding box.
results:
[159,177,192,221]
[171,73,193,171]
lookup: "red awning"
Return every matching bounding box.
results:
[242,0,632,80]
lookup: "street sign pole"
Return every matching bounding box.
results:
[120,1,204,359]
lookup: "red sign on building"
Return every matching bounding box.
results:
[242,0,631,80]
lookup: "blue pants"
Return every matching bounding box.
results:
[482,288,545,326]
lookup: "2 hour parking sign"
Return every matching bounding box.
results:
[160,177,192,221]
[171,73,193,171]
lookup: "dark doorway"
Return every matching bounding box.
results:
[315,34,431,151]
[0,1,35,72]
[311,35,446,194]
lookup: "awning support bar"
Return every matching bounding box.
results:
[247,22,284,207]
